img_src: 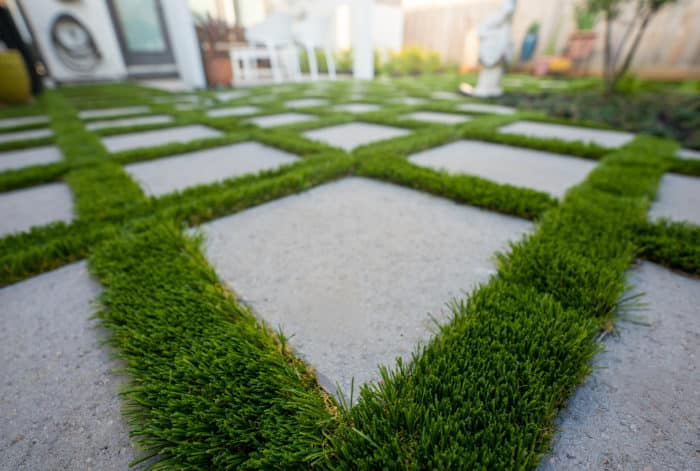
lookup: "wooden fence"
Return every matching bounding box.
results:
[403,0,700,79]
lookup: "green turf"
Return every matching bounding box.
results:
[0,77,697,469]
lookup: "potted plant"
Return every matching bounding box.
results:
[196,15,233,87]
[568,5,597,61]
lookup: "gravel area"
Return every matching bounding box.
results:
[197,177,532,399]
[0,146,63,172]
[409,140,597,198]
[648,173,700,225]
[540,262,700,471]
[499,121,635,148]
[0,183,74,237]
[0,262,137,470]
[125,141,299,197]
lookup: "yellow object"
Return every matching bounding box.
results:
[0,50,31,104]
[548,56,573,75]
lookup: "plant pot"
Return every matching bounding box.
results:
[0,50,31,104]
[533,56,550,76]
[568,31,596,61]
[204,54,232,87]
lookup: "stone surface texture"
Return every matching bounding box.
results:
[405,111,472,125]
[78,106,150,120]
[197,177,532,399]
[85,115,173,131]
[540,262,700,471]
[678,148,700,160]
[285,98,328,108]
[207,106,260,118]
[0,115,49,129]
[303,122,409,151]
[409,140,596,198]
[0,128,53,144]
[457,103,516,115]
[0,183,74,236]
[334,103,380,114]
[126,142,298,197]
[101,125,222,153]
[500,121,635,148]
[248,113,315,128]
[0,262,137,470]
[648,173,700,225]
[0,146,63,172]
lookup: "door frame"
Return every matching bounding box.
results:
[106,0,175,67]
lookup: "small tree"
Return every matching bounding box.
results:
[587,0,678,94]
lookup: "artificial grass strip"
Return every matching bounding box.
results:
[357,155,556,220]
[323,136,669,469]
[89,223,335,469]
[637,219,700,276]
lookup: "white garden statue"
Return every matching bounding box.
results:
[469,0,517,98]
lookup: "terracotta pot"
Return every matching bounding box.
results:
[568,31,596,61]
[533,56,550,77]
[204,54,232,87]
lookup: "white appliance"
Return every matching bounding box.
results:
[16,0,127,82]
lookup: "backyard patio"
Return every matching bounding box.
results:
[1,73,699,469]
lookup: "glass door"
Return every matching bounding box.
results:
[107,0,174,66]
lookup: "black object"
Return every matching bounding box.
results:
[0,5,42,95]
[50,13,101,72]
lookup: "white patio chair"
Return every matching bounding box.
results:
[293,15,337,81]
[231,12,299,84]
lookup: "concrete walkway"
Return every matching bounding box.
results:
[0,262,137,470]
[541,262,700,470]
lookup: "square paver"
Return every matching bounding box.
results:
[431,91,460,100]
[85,115,173,131]
[541,262,700,470]
[101,124,222,153]
[648,173,700,225]
[216,90,248,102]
[499,121,635,148]
[248,113,315,128]
[678,148,700,160]
[303,122,410,151]
[0,146,63,172]
[0,261,136,469]
[404,111,472,125]
[0,183,74,236]
[125,142,299,197]
[198,177,532,398]
[334,103,381,114]
[0,128,53,144]
[409,140,597,198]
[78,106,150,120]
[392,97,426,106]
[207,106,261,118]
[457,103,516,115]
[0,115,49,129]
[285,98,328,108]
